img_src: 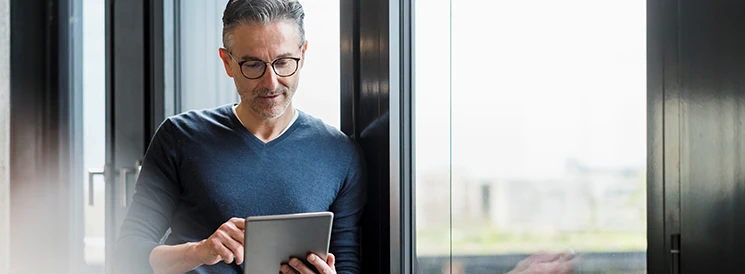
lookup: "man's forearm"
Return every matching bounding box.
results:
[149,242,203,274]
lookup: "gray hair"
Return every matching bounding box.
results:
[222,0,306,50]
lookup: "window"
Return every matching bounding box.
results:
[81,0,106,268]
[414,0,647,272]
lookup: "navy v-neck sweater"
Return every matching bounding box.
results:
[114,105,366,273]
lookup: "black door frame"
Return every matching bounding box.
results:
[341,0,414,272]
[647,0,668,273]
[105,0,166,272]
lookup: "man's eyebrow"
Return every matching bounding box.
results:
[238,52,295,61]
[274,52,295,58]
[237,55,264,62]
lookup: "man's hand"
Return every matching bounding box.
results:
[280,253,336,274]
[507,253,575,274]
[193,217,246,265]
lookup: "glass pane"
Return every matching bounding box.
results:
[178,0,237,111]
[176,0,341,128]
[293,0,340,128]
[82,0,106,269]
[415,0,647,273]
[414,0,452,272]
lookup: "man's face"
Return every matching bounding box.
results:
[219,21,307,119]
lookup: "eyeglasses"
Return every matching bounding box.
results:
[228,52,301,80]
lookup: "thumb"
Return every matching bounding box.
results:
[327,253,336,267]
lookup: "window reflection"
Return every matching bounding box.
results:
[415,0,647,273]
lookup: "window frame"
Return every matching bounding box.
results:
[343,0,415,272]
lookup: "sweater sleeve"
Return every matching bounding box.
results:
[113,119,182,274]
[328,145,367,274]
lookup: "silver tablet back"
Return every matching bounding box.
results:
[243,211,334,274]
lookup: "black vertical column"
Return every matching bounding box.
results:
[344,0,414,272]
[106,1,146,270]
[341,0,394,272]
[677,1,745,272]
[646,0,666,272]
[107,0,165,271]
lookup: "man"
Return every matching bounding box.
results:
[114,1,365,273]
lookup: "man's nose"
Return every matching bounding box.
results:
[257,65,280,91]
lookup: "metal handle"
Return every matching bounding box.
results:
[120,160,143,208]
[120,168,133,208]
[87,168,105,206]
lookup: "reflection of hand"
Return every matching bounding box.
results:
[194,218,246,265]
[507,253,575,274]
[280,253,336,274]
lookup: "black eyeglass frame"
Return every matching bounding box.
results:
[228,52,302,80]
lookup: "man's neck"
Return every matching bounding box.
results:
[234,103,296,143]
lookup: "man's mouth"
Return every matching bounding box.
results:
[257,93,283,102]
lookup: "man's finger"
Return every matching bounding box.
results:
[557,253,576,262]
[234,240,245,265]
[231,217,246,230]
[223,254,234,264]
[212,242,234,264]
[224,224,245,245]
[526,253,563,263]
[229,240,244,265]
[307,253,332,272]
[280,264,294,274]
[534,259,574,274]
[217,229,243,253]
[217,234,243,264]
[220,220,245,246]
[289,257,315,274]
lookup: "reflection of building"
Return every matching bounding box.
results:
[415,169,453,228]
[416,160,646,232]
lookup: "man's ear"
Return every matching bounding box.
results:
[299,41,308,69]
[218,48,235,78]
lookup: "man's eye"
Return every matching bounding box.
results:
[274,59,291,67]
[243,62,264,70]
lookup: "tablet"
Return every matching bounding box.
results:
[243,211,334,274]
